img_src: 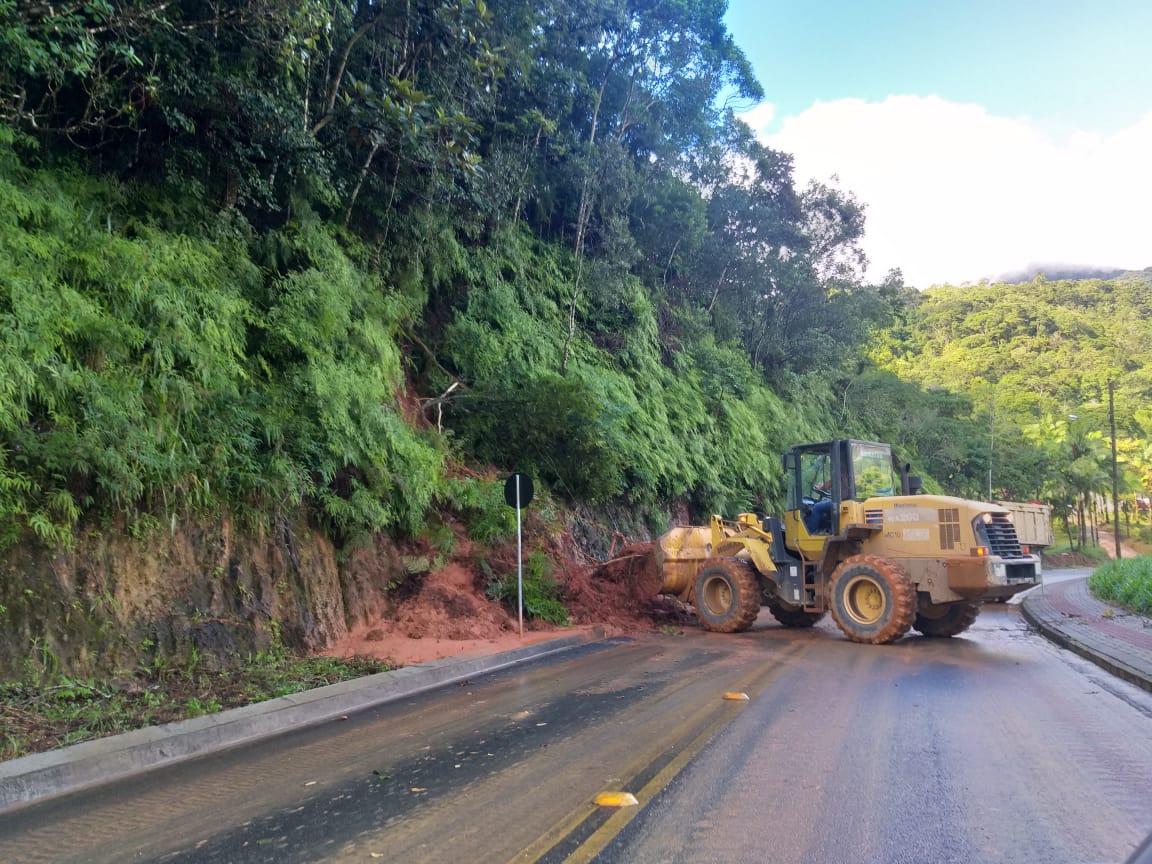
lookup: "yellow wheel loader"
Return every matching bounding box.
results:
[655,439,1042,644]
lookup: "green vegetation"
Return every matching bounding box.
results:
[1,643,392,760]
[1089,557,1152,615]
[1042,538,1111,566]
[1,0,1150,699]
[0,140,446,546]
[1136,523,1152,549]
[0,0,885,554]
[2,4,1148,553]
[864,274,1152,545]
[483,552,569,626]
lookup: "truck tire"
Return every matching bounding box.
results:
[767,600,825,628]
[694,557,761,633]
[914,601,981,637]
[828,555,915,644]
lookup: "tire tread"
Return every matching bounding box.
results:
[828,554,916,644]
[914,601,981,637]
[695,557,761,633]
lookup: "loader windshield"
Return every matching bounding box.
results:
[851,441,896,499]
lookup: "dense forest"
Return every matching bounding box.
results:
[1,0,1149,571]
[865,273,1152,541]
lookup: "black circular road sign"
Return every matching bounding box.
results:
[504,473,534,508]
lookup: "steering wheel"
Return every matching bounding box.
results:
[810,483,831,502]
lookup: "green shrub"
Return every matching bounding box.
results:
[453,373,625,503]
[434,233,814,515]
[483,552,569,625]
[1089,557,1152,615]
[0,155,258,543]
[442,475,516,544]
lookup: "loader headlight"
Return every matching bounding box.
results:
[980,512,994,524]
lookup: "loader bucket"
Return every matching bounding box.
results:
[654,526,714,599]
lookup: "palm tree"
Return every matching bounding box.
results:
[1024,415,1111,549]
[1065,422,1111,548]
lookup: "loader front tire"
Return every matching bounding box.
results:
[767,600,825,628]
[828,555,915,644]
[694,557,761,633]
[914,601,981,637]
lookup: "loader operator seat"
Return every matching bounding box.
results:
[805,487,834,534]
[804,455,848,535]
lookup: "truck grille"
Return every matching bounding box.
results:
[980,514,1025,558]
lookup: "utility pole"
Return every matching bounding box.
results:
[1109,380,1121,559]
[988,396,995,501]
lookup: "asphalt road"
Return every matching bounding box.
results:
[2,604,1151,864]
[1035,566,1095,585]
[1005,566,1091,603]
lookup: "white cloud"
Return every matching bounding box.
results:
[738,101,776,133]
[741,95,1152,287]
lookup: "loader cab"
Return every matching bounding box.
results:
[783,439,899,558]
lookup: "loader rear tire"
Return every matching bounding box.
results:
[828,555,915,644]
[694,557,761,633]
[767,600,825,628]
[914,601,981,637]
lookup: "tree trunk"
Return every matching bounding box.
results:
[344,141,381,227]
[561,47,618,377]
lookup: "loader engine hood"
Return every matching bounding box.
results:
[860,494,1034,560]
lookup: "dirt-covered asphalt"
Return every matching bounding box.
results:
[2,603,1150,864]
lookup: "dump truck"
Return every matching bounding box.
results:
[995,500,1054,550]
[655,439,1043,644]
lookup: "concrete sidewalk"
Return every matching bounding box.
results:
[0,630,600,813]
[1021,575,1152,693]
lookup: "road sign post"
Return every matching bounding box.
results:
[503,473,534,636]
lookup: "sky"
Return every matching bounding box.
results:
[723,0,1152,288]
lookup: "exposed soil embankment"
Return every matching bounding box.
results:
[1,512,690,677]
[0,516,406,679]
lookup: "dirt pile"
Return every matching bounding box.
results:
[564,541,687,629]
[325,532,695,666]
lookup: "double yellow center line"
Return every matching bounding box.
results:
[512,640,812,864]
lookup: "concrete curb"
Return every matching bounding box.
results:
[0,631,599,812]
[1020,600,1152,694]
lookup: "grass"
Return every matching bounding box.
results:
[1042,537,1111,568]
[0,648,393,762]
[1133,522,1152,552]
[1089,556,1152,615]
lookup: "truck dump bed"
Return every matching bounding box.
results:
[996,501,1054,549]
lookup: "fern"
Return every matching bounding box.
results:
[0,144,446,548]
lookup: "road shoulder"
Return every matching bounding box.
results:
[0,629,599,812]
[1021,576,1152,693]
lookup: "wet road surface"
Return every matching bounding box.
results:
[1,603,1150,864]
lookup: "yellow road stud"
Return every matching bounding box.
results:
[594,791,639,808]
[723,692,750,701]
